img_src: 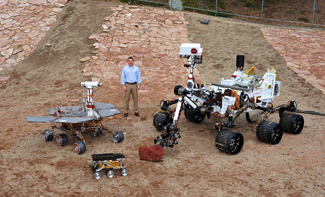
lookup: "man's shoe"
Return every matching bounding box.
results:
[124,113,128,117]
[135,112,140,117]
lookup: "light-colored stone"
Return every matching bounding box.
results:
[13,49,22,54]
[52,7,62,12]
[0,0,8,6]
[80,57,91,62]
[6,59,16,64]
[92,77,100,82]
[1,48,13,58]
[0,39,11,48]
[30,0,47,5]
[23,45,31,52]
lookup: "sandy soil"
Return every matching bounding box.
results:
[0,1,324,196]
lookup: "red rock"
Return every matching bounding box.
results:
[138,145,166,162]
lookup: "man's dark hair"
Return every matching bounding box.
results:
[127,57,134,61]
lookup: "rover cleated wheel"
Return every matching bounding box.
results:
[42,130,53,142]
[279,113,304,134]
[107,170,115,178]
[73,141,86,154]
[246,110,264,123]
[112,131,124,143]
[184,105,205,123]
[215,130,244,155]
[121,168,128,176]
[256,121,283,144]
[153,112,171,131]
[91,129,103,137]
[56,134,68,146]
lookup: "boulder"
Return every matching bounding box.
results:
[138,145,166,162]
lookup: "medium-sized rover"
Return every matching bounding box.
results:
[26,81,124,154]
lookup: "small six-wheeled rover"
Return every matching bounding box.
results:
[87,153,128,179]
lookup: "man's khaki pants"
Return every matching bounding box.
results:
[124,83,138,113]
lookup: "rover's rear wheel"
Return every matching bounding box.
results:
[56,134,68,146]
[153,112,171,131]
[184,105,205,123]
[256,121,283,144]
[73,141,86,154]
[279,113,304,134]
[42,130,53,142]
[215,130,244,155]
[121,168,128,176]
[112,131,124,143]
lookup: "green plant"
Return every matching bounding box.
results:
[218,0,226,10]
[242,0,256,8]
[298,17,309,23]
[206,10,232,18]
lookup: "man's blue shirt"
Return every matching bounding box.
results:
[121,65,141,85]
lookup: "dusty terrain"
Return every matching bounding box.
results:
[0,1,324,196]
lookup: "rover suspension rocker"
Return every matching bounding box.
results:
[26,81,124,154]
[153,43,313,155]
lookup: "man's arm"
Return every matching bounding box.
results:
[121,68,127,91]
[137,67,142,90]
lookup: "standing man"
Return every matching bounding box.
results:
[121,57,141,117]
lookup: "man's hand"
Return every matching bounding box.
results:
[137,85,141,90]
[123,85,127,91]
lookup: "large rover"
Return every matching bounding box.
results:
[153,43,305,154]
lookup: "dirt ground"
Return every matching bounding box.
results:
[0,1,325,196]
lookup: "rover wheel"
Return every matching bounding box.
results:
[279,113,304,134]
[174,85,183,95]
[56,134,68,146]
[112,131,124,143]
[215,130,244,155]
[256,121,283,144]
[91,129,103,137]
[107,170,115,178]
[121,168,128,176]
[153,112,170,131]
[73,141,86,154]
[94,172,102,179]
[246,110,263,123]
[42,130,53,142]
[184,106,205,123]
